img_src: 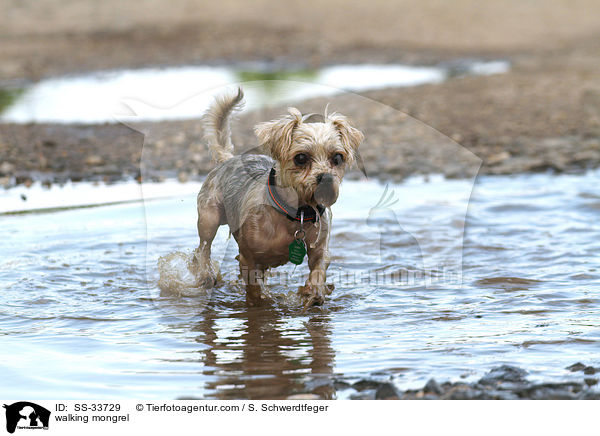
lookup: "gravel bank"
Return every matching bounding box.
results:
[335,364,600,400]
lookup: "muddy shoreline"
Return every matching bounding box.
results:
[2,0,600,186]
[1,87,599,188]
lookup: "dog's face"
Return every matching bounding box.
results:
[255,107,364,207]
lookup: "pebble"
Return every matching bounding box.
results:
[486,151,511,166]
[0,161,15,175]
[286,394,321,400]
[191,153,204,163]
[177,171,190,183]
[84,155,105,166]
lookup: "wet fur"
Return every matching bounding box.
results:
[196,87,363,307]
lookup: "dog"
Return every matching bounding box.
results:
[194,87,364,307]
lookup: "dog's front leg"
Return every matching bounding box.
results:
[299,244,334,307]
[238,253,268,306]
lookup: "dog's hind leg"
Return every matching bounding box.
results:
[194,192,225,288]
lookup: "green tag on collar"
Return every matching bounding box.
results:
[288,239,306,265]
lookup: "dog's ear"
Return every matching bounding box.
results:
[255,108,302,160]
[328,112,364,164]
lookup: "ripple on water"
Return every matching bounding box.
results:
[474,276,543,291]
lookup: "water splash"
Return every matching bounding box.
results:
[157,250,219,298]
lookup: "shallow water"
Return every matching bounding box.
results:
[1,170,599,399]
[0,61,508,123]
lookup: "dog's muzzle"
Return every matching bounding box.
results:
[314,173,338,206]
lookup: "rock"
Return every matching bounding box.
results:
[479,365,528,385]
[85,155,105,166]
[566,362,586,372]
[375,383,400,399]
[583,366,596,375]
[352,379,383,391]
[15,175,33,186]
[423,378,444,395]
[333,380,352,390]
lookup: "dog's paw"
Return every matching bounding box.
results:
[195,268,220,289]
[298,283,334,308]
[246,291,271,307]
[191,259,220,289]
[197,273,218,289]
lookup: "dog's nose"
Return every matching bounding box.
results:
[314,173,338,206]
[317,173,334,184]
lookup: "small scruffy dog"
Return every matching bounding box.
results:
[195,87,364,307]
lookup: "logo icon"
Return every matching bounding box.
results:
[3,402,50,434]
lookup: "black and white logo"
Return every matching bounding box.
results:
[3,403,50,434]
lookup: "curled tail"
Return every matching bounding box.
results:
[203,87,245,163]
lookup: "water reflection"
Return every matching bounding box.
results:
[0,61,508,123]
[193,306,335,399]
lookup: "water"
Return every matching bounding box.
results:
[1,170,599,399]
[0,61,508,123]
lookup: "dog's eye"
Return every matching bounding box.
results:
[331,153,344,166]
[294,153,309,166]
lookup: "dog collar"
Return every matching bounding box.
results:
[266,168,325,222]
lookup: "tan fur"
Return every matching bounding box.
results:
[203,87,244,163]
[196,87,364,307]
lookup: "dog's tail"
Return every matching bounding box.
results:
[204,87,245,163]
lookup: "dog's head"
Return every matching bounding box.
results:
[255,107,364,207]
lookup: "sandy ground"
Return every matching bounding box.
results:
[2,0,600,80]
[1,0,600,185]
